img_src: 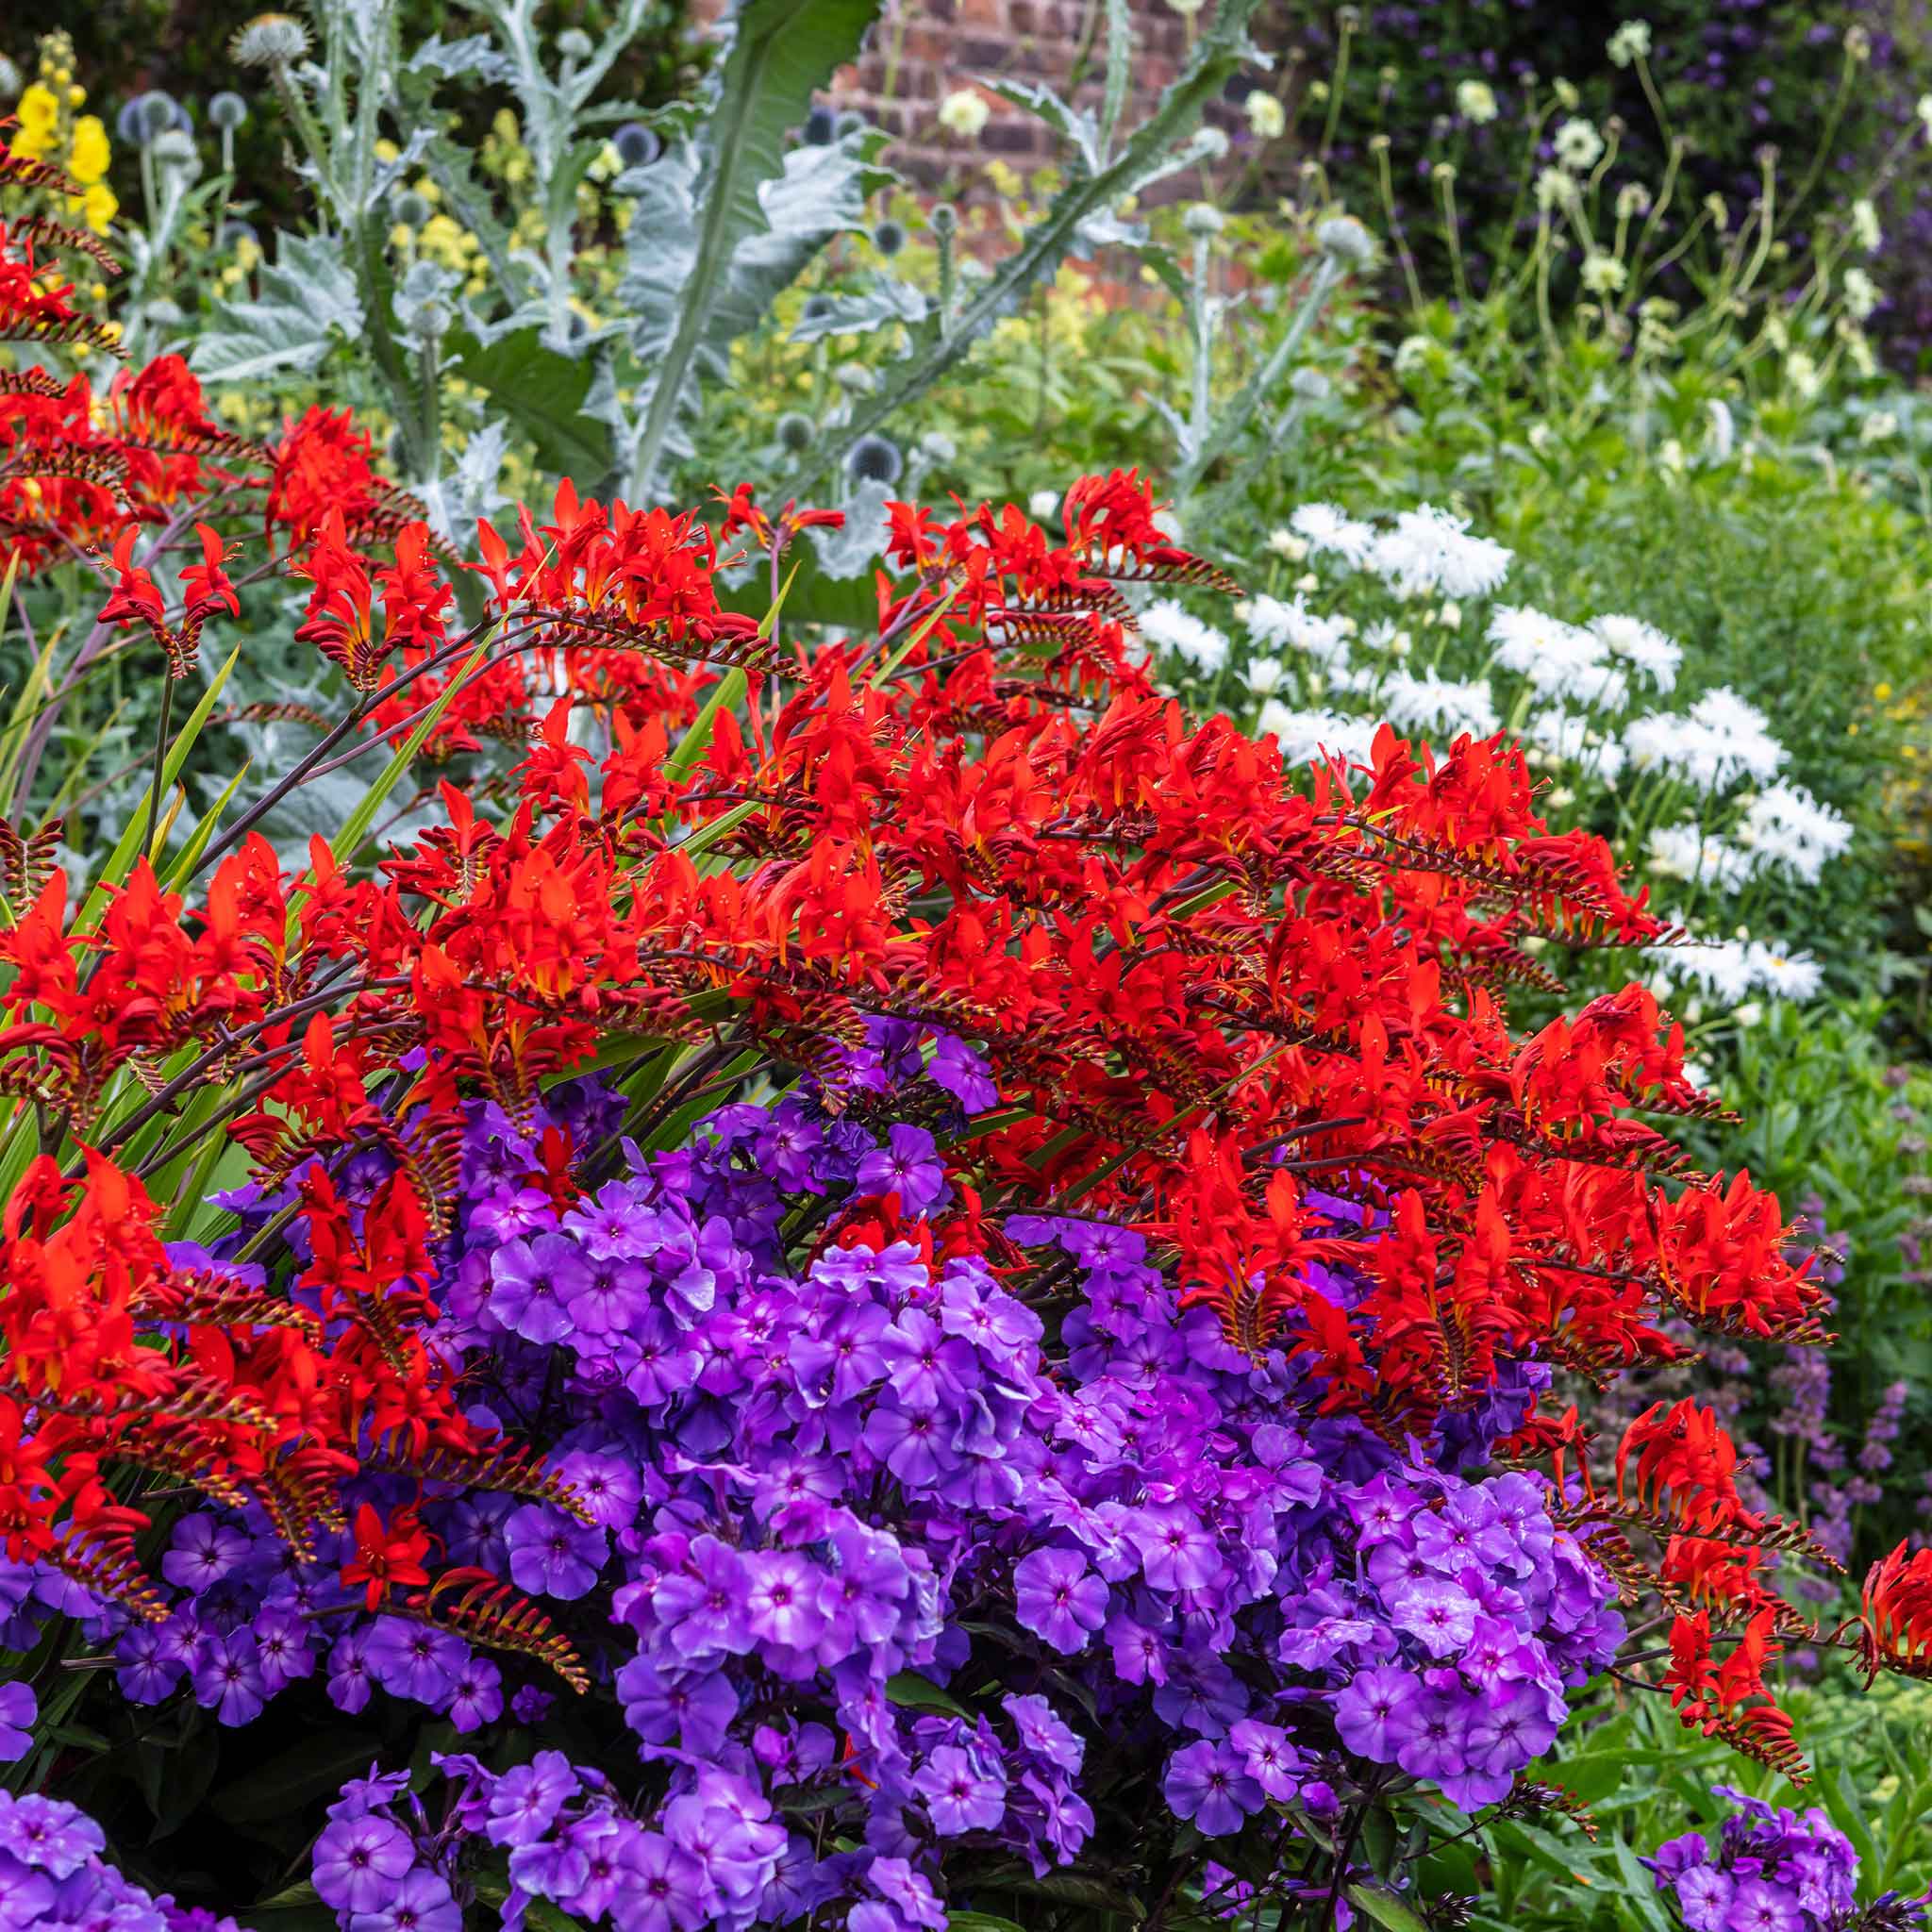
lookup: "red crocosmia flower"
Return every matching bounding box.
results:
[341,1504,434,1609]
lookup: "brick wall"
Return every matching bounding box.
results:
[814,0,1258,188]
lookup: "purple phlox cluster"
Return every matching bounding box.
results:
[0,1778,249,1932]
[1647,1785,1927,1932]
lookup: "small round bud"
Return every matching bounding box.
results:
[930,203,958,236]
[872,218,906,257]
[230,12,311,68]
[208,90,249,130]
[776,411,815,453]
[557,27,593,58]
[1183,202,1224,236]
[803,105,836,145]
[393,189,431,227]
[139,90,180,140]
[151,127,197,169]
[834,360,875,394]
[613,121,660,169]
[847,434,903,485]
[1290,366,1331,401]
[1315,214,1375,267]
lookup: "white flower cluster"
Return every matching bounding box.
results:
[1647,782,1854,890]
[1140,598,1230,675]
[1646,931,1824,1003]
[1132,498,1857,1011]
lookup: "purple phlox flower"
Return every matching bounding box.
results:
[868,1855,946,1928]
[1332,1666,1421,1763]
[555,1451,641,1530]
[1013,1547,1108,1654]
[611,1828,707,1932]
[880,1308,977,1410]
[161,1513,252,1594]
[1163,1739,1264,1839]
[312,1813,415,1913]
[116,1620,188,1705]
[365,1616,467,1708]
[1003,1693,1084,1774]
[1106,1611,1169,1686]
[862,1400,948,1489]
[327,1628,375,1715]
[511,1685,555,1727]
[486,1750,579,1849]
[1387,1577,1479,1657]
[793,1300,891,1409]
[564,1179,657,1257]
[506,1503,608,1602]
[346,1866,463,1932]
[490,1232,591,1344]
[1229,1719,1302,1802]
[855,1125,948,1217]
[448,1654,505,1732]
[617,1658,739,1756]
[1391,1685,1473,1784]
[192,1628,266,1726]
[746,1550,829,1651]
[567,1251,652,1337]
[653,1535,755,1658]
[820,1522,912,1650]
[251,1605,316,1694]
[0,1791,104,1879]
[1129,1505,1222,1593]
[1724,1876,1799,1932]
[927,1032,997,1112]
[916,1744,1007,1836]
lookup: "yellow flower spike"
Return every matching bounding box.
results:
[375,138,400,163]
[68,114,109,185]
[83,182,118,235]
[390,223,415,250]
[68,85,85,108]
[17,82,59,143]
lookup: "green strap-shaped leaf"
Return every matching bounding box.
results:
[622,0,886,497]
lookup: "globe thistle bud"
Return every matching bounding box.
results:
[208,90,249,130]
[116,97,145,144]
[776,411,815,454]
[803,105,836,145]
[1182,202,1224,237]
[613,121,660,170]
[139,90,181,140]
[152,128,197,170]
[847,434,903,485]
[1315,214,1375,267]
[930,203,958,237]
[1290,366,1331,402]
[230,12,310,69]
[834,360,875,395]
[872,218,906,257]
[393,189,431,228]
[557,27,593,59]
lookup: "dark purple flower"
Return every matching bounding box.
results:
[855,1125,947,1216]
[192,1630,266,1727]
[506,1505,608,1601]
[1163,1739,1263,1839]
